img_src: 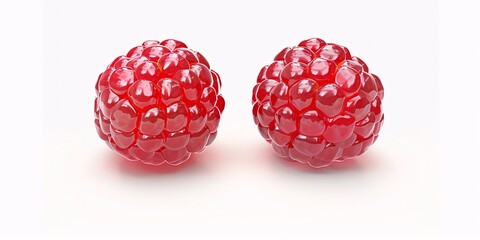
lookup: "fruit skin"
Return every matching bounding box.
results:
[95,39,224,166]
[253,38,384,168]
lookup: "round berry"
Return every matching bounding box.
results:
[285,47,315,64]
[139,107,165,136]
[99,89,120,118]
[315,84,346,117]
[127,80,157,110]
[275,106,297,134]
[289,79,319,111]
[280,62,308,86]
[316,43,347,65]
[190,63,212,87]
[173,69,202,102]
[109,68,136,96]
[298,38,326,52]
[141,45,170,62]
[135,61,161,81]
[252,37,384,168]
[274,47,291,61]
[158,53,190,76]
[299,110,326,137]
[127,46,144,58]
[157,78,183,106]
[160,39,188,50]
[335,67,361,95]
[188,104,207,133]
[95,39,224,166]
[110,99,138,133]
[269,83,289,109]
[308,58,337,82]
[173,48,199,65]
[265,61,285,80]
[257,102,275,127]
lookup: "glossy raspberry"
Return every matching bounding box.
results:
[95,39,224,166]
[253,38,384,168]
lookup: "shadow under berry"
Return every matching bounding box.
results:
[105,147,217,177]
[266,142,384,175]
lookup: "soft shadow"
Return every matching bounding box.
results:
[104,148,221,177]
[114,155,199,175]
[266,145,384,175]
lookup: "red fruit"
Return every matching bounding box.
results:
[95,39,224,166]
[253,38,384,168]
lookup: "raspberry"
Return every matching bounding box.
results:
[95,39,224,166]
[253,38,384,168]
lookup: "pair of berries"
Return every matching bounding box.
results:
[94,38,384,168]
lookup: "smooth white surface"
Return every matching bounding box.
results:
[0,0,479,239]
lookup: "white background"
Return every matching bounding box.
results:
[1,0,479,239]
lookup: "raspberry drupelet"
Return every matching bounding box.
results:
[252,38,384,168]
[95,39,225,166]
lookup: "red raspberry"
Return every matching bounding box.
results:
[94,39,225,166]
[253,38,384,168]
